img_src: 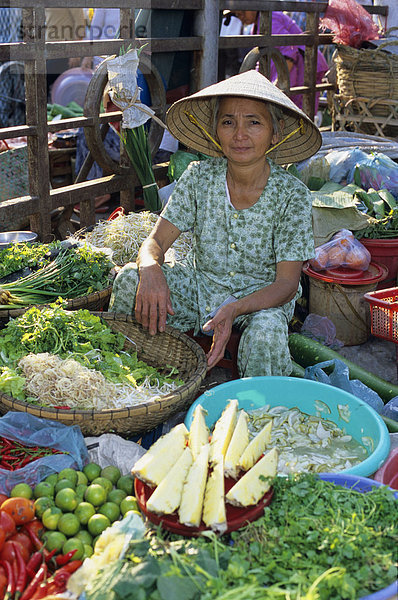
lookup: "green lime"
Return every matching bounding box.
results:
[124,509,142,519]
[42,506,63,530]
[107,489,127,506]
[92,535,100,549]
[87,513,111,537]
[120,496,139,516]
[55,488,78,512]
[84,484,107,507]
[74,501,95,525]
[45,473,58,486]
[43,530,67,552]
[76,471,88,486]
[75,529,93,545]
[100,465,121,485]
[116,475,134,495]
[92,477,113,495]
[83,463,101,482]
[34,496,55,519]
[10,483,33,499]
[82,544,94,559]
[55,478,74,494]
[98,501,120,523]
[75,484,87,500]
[57,468,78,487]
[62,537,84,561]
[33,481,54,499]
[57,513,80,537]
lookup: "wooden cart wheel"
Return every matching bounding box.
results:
[83,53,166,176]
[239,47,291,96]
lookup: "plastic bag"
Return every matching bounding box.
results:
[167,150,200,181]
[309,229,371,271]
[0,412,89,494]
[320,0,379,48]
[304,359,384,414]
[325,148,368,184]
[301,314,343,349]
[84,433,146,476]
[348,152,398,199]
[381,397,398,422]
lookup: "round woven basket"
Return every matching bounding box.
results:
[333,43,398,136]
[0,285,113,324]
[0,313,208,437]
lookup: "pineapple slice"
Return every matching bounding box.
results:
[226,447,278,507]
[131,423,188,486]
[224,410,249,479]
[202,457,227,534]
[146,446,193,515]
[179,443,210,527]
[237,420,272,472]
[189,404,209,460]
[209,399,238,465]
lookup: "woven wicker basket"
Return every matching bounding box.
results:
[0,313,207,436]
[0,285,113,324]
[333,43,398,136]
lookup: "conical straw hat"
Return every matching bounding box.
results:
[166,70,322,164]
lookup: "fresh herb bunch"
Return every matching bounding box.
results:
[80,474,397,600]
[0,244,113,308]
[0,241,60,280]
[117,45,161,213]
[354,207,398,239]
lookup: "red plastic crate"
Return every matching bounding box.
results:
[364,287,398,344]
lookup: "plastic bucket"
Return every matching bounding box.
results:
[185,376,391,478]
[360,238,398,289]
[308,277,377,345]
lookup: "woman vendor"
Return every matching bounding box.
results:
[109,69,321,377]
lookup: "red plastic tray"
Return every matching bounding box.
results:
[135,476,273,537]
[303,261,388,285]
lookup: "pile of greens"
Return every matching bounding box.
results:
[0,241,60,280]
[82,474,397,600]
[0,303,182,402]
[0,244,113,308]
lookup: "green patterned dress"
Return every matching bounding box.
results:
[110,157,315,376]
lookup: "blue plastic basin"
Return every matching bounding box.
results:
[185,376,390,478]
[319,474,397,600]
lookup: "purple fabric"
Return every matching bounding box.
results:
[254,12,329,111]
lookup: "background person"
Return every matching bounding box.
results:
[110,70,321,377]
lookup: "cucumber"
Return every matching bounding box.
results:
[382,415,398,433]
[290,360,305,378]
[288,333,398,402]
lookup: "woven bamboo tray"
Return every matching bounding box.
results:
[0,285,113,324]
[0,313,208,436]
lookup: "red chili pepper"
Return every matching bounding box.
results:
[23,523,54,563]
[12,543,27,600]
[0,559,15,599]
[25,552,44,580]
[54,548,77,566]
[19,564,47,600]
[51,560,82,587]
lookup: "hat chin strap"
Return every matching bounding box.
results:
[185,111,305,156]
[185,111,223,151]
[265,118,305,155]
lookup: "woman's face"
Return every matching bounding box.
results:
[216,97,278,166]
[234,11,257,25]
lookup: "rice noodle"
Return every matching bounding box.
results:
[18,353,180,410]
[77,211,193,266]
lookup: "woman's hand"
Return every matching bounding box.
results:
[203,303,236,369]
[135,264,174,335]
[135,217,180,335]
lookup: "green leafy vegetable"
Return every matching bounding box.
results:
[0,241,59,280]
